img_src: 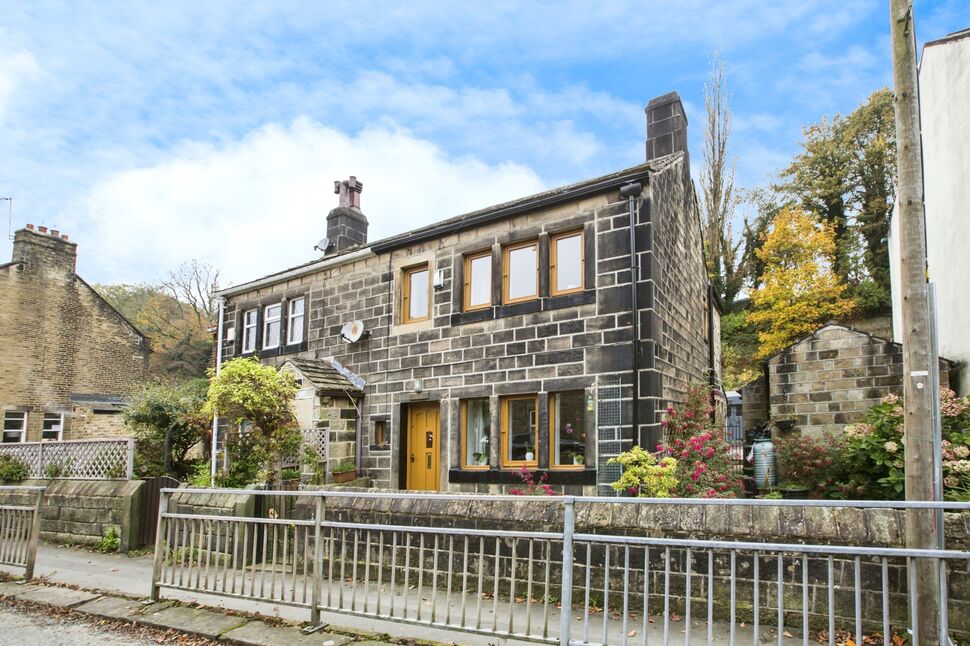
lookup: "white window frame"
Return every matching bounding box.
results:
[241,309,258,353]
[3,412,27,444]
[287,297,306,345]
[42,413,64,442]
[262,303,282,350]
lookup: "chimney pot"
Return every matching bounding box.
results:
[51,229,60,237]
[61,234,69,240]
[39,226,48,233]
[326,176,368,254]
[26,224,34,230]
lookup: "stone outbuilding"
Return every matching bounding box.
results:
[741,323,955,436]
[0,226,149,442]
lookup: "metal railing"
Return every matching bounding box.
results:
[150,490,970,645]
[0,486,44,578]
[0,438,134,480]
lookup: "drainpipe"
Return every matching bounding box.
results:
[355,395,364,473]
[620,181,644,446]
[210,296,225,486]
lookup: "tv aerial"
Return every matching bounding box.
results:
[340,320,368,343]
[314,237,332,253]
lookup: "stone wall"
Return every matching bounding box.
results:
[0,479,144,552]
[217,155,714,494]
[763,325,951,436]
[0,227,149,442]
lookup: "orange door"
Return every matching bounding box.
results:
[406,403,440,491]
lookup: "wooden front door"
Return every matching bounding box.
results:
[406,402,440,491]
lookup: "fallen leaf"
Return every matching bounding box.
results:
[783,631,793,638]
[670,612,682,622]
[628,630,637,637]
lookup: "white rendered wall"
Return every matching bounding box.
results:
[890,32,970,394]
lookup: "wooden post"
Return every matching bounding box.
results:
[150,490,170,601]
[889,1,940,641]
[24,487,44,580]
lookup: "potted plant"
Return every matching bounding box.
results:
[472,452,489,466]
[331,460,357,484]
[572,453,585,466]
[524,444,535,462]
[773,416,797,433]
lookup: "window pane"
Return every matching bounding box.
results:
[408,269,429,320]
[243,310,257,352]
[554,391,587,466]
[555,234,583,292]
[464,399,490,466]
[507,245,537,300]
[43,414,62,441]
[290,298,304,316]
[506,398,536,462]
[265,321,280,348]
[266,305,281,319]
[3,412,24,444]
[288,298,305,343]
[468,255,491,308]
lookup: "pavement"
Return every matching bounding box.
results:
[0,542,804,645]
[0,601,162,646]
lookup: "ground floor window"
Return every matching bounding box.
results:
[500,395,538,467]
[461,398,491,468]
[3,412,26,443]
[551,391,587,468]
[42,413,64,441]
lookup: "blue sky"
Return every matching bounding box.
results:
[1,1,968,286]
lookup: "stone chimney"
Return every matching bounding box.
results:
[11,225,77,277]
[645,91,689,168]
[325,176,368,255]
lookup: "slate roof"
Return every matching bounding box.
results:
[284,358,364,396]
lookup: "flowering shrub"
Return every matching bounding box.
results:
[834,390,970,500]
[775,432,843,495]
[509,466,556,496]
[608,446,678,497]
[656,384,744,498]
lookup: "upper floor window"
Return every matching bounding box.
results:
[263,304,282,350]
[551,230,584,296]
[42,413,64,442]
[242,309,258,353]
[3,412,26,444]
[500,395,538,467]
[463,251,492,311]
[287,297,305,344]
[402,264,430,323]
[502,240,538,305]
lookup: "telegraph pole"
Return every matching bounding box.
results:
[889,1,940,641]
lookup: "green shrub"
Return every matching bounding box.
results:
[331,460,356,474]
[609,446,678,497]
[98,526,120,553]
[0,455,29,481]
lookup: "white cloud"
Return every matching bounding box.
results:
[0,49,40,123]
[75,119,546,285]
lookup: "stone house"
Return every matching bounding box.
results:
[215,92,720,494]
[741,323,954,436]
[0,226,149,442]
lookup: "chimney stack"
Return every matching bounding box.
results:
[326,176,368,254]
[645,91,689,168]
[11,225,78,276]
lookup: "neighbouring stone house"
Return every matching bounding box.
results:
[0,226,150,442]
[215,92,720,495]
[741,323,955,436]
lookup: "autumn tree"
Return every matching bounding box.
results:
[776,89,895,311]
[204,358,301,487]
[699,53,743,306]
[747,207,855,358]
[97,260,219,378]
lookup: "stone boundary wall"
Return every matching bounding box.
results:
[0,479,143,552]
[282,491,970,637]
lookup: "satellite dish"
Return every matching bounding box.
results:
[340,320,367,343]
[314,237,332,253]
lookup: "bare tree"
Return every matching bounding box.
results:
[160,259,220,329]
[700,52,742,306]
